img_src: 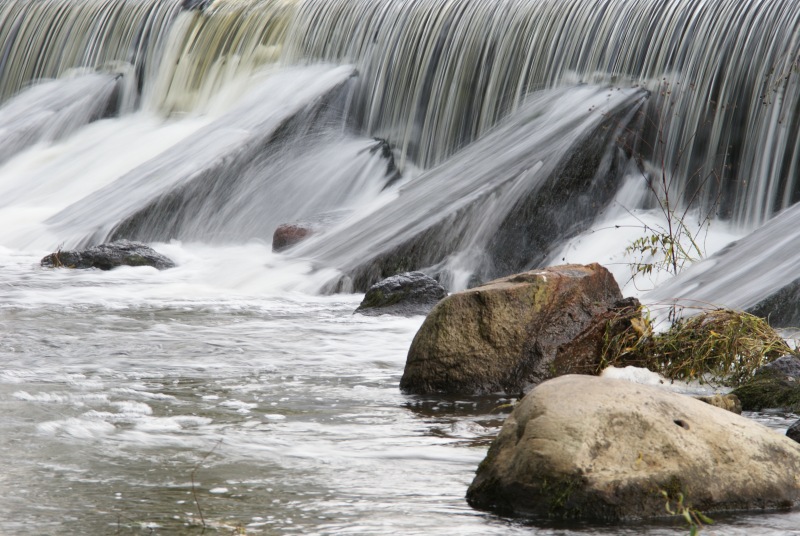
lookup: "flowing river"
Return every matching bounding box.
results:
[1,244,799,535]
[2,0,800,533]
[1,245,799,535]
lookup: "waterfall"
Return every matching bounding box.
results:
[3,4,800,532]
[0,0,798,294]
[282,0,800,224]
[0,73,124,166]
[144,0,296,114]
[295,85,646,291]
[45,65,358,248]
[0,0,182,105]
[645,201,800,326]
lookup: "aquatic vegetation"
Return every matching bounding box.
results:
[601,307,791,386]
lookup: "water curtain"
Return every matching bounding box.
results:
[1,0,798,226]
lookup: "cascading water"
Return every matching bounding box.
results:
[0,72,124,165]
[1,0,799,534]
[0,0,182,105]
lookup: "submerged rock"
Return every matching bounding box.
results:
[400,263,622,395]
[788,420,800,444]
[41,240,175,270]
[732,355,800,412]
[272,211,351,253]
[355,271,447,316]
[695,394,742,414]
[273,223,315,252]
[467,375,800,520]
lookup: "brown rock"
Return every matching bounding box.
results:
[399,263,622,395]
[695,394,742,414]
[272,224,313,252]
[551,296,643,376]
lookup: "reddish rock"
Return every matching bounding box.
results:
[272,224,314,252]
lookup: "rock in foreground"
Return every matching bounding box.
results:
[400,264,621,395]
[41,240,175,270]
[467,375,800,520]
[355,272,447,316]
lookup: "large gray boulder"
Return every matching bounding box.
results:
[41,240,175,270]
[355,271,447,316]
[467,375,800,520]
[400,264,622,395]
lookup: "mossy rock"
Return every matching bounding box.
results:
[733,367,800,412]
[400,264,622,395]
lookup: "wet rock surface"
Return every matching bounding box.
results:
[551,296,642,376]
[748,279,800,328]
[41,240,175,270]
[788,420,800,444]
[273,223,315,252]
[400,264,622,395]
[355,271,447,316]
[733,355,800,412]
[758,355,800,378]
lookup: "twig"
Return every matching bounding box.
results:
[191,438,223,532]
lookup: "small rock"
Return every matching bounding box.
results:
[695,394,742,414]
[732,356,800,412]
[758,355,800,379]
[272,211,350,253]
[41,240,175,270]
[354,271,447,317]
[272,223,313,252]
[788,420,800,444]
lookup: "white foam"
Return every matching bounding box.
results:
[600,365,667,386]
[37,418,116,439]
